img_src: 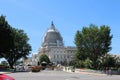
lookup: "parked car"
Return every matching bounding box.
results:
[0,74,15,80]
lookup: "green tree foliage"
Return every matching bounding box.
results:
[84,58,93,68]
[39,54,50,64]
[0,15,14,57]
[5,28,31,68]
[101,54,120,68]
[0,15,31,68]
[115,56,120,69]
[1,61,8,66]
[74,24,112,69]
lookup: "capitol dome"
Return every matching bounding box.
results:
[42,22,64,47]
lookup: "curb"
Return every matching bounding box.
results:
[63,69,106,76]
[75,70,106,76]
[0,72,11,74]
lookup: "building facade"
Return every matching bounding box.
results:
[24,22,76,66]
[38,22,76,65]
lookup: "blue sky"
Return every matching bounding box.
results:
[0,0,120,55]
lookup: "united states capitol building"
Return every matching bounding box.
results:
[24,22,77,66]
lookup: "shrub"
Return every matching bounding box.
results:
[0,65,10,71]
[31,66,42,72]
[84,58,93,68]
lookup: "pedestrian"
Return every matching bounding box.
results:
[106,67,109,75]
[106,67,112,75]
[108,67,112,75]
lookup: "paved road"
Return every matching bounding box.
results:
[7,70,120,80]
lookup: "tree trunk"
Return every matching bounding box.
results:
[92,52,98,69]
[8,60,14,69]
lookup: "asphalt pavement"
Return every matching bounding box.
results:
[5,70,120,80]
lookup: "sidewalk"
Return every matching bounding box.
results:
[63,67,106,76]
[75,69,106,75]
[0,71,11,74]
[0,70,13,74]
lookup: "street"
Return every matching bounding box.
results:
[7,70,120,80]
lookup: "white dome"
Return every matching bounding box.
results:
[42,22,64,47]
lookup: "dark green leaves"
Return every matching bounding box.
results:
[0,15,32,68]
[39,54,50,64]
[74,24,113,69]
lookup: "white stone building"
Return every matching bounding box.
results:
[38,22,76,65]
[24,22,77,66]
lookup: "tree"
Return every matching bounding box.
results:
[0,15,14,57]
[39,54,50,64]
[0,15,31,68]
[74,24,112,69]
[101,54,120,68]
[5,28,31,68]
[84,58,93,68]
[1,61,8,66]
